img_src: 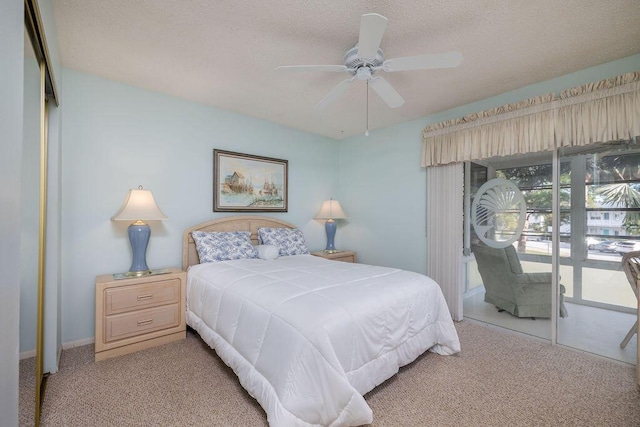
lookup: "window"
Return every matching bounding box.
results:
[586,151,640,245]
[495,162,571,255]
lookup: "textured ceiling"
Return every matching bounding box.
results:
[52,0,640,140]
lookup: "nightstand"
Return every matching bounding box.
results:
[311,250,357,263]
[94,268,186,362]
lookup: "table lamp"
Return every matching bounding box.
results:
[315,198,347,253]
[112,186,168,277]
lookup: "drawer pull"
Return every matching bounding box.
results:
[137,319,153,326]
[137,294,153,301]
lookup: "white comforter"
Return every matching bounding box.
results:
[186,254,460,427]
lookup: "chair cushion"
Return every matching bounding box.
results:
[504,245,524,275]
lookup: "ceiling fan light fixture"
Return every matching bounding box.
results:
[356,67,372,81]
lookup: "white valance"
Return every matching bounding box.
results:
[422,72,640,167]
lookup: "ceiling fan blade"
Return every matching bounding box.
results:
[315,77,355,110]
[357,13,388,60]
[276,65,348,73]
[369,77,405,108]
[382,51,463,72]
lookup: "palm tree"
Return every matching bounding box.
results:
[590,150,640,234]
[597,183,640,233]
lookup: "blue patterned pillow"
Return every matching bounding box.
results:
[258,227,310,256]
[191,231,258,263]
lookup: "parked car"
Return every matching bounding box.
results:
[586,237,602,250]
[616,240,640,254]
[594,240,619,253]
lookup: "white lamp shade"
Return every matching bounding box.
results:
[112,188,168,221]
[315,199,347,220]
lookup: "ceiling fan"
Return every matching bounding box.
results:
[276,13,463,110]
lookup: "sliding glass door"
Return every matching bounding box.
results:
[463,140,639,364]
[464,152,556,340]
[555,143,639,363]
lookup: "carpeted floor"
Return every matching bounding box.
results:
[20,321,640,426]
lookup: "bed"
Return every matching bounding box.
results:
[183,216,460,426]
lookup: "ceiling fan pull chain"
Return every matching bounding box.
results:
[365,80,370,136]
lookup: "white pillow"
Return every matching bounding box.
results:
[256,244,280,260]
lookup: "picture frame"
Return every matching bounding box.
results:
[213,149,288,212]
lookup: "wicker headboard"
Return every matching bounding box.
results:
[182,215,297,270]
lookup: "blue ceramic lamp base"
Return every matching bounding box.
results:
[125,221,152,277]
[324,219,338,253]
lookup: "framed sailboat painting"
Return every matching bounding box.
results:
[213,149,288,212]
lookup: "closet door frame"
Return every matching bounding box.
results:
[24,0,58,424]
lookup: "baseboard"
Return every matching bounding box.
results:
[22,334,205,365]
[19,349,36,360]
[463,286,485,297]
[20,338,94,361]
[62,336,95,350]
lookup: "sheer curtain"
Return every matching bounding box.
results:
[426,163,463,321]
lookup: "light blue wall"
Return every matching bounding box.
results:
[0,0,25,423]
[60,69,339,343]
[338,54,640,275]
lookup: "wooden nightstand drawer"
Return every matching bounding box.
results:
[105,278,181,315]
[105,303,181,343]
[330,253,356,263]
[311,250,357,263]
